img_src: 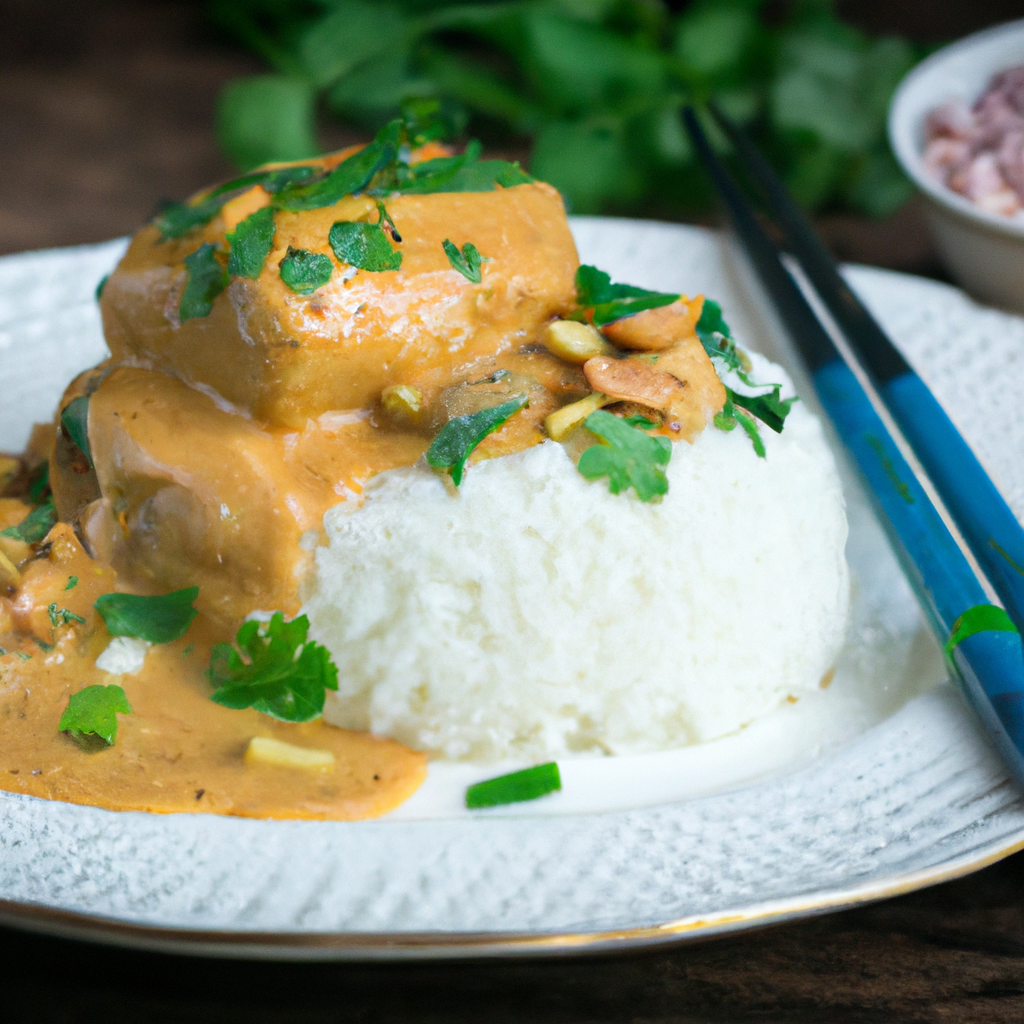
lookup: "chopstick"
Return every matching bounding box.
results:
[681,105,1024,787]
[705,99,1024,648]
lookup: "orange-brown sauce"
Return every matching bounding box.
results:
[0,146,723,821]
[0,522,425,818]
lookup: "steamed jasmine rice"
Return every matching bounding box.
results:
[306,355,850,762]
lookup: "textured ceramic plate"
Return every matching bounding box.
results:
[1,219,1024,960]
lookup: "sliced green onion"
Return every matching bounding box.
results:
[945,603,1018,656]
[465,762,561,809]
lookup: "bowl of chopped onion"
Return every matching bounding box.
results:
[889,19,1024,313]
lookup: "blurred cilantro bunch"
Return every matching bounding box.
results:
[209,0,920,217]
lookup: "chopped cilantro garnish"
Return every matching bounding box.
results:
[426,394,529,487]
[729,384,796,434]
[623,414,659,430]
[210,165,317,200]
[59,684,132,746]
[399,154,532,195]
[48,603,85,628]
[226,205,276,278]
[695,298,742,370]
[208,612,338,723]
[945,604,1018,656]
[1,499,56,543]
[394,141,482,192]
[154,167,316,241]
[60,396,92,468]
[180,244,228,321]
[697,298,795,454]
[442,239,486,283]
[279,246,333,294]
[95,274,109,301]
[155,195,224,241]
[577,410,671,502]
[573,265,678,327]
[274,121,401,211]
[94,587,199,644]
[466,762,561,808]
[65,576,78,591]
[714,394,765,458]
[329,203,402,272]
[28,461,49,504]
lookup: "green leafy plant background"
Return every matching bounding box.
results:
[209,0,923,218]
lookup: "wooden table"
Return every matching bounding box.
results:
[3,3,1024,1020]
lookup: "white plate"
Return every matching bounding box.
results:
[1,219,1023,959]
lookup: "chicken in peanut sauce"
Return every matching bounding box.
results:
[0,114,806,819]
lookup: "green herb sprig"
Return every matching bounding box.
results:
[180,243,228,321]
[59,684,132,747]
[226,205,277,278]
[945,604,1019,657]
[573,265,678,327]
[577,410,671,502]
[211,0,919,219]
[279,246,333,293]
[208,612,339,723]
[329,202,403,272]
[466,762,562,808]
[442,239,486,283]
[1,499,56,544]
[426,394,529,487]
[94,587,199,644]
[60,396,92,468]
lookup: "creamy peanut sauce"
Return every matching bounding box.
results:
[0,145,724,820]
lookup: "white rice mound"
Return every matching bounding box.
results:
[306,354,850,762]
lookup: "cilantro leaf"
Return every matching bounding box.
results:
[60,396,91,468]
[279,246,333,293]
[577,410,671,502]
[945,604,1018,656]
[466,762,561,809]
[329,212,402,272]
[274,120,402,211]
[95,274,109,301]
[208,612,338,723]
[154,167,317,241]
[155,195,223,241]
[729,384,796,434]
[399,157,533,195]
[226,205,276,278]
[28,461,50,504]
[180,244,228,321]
[714,394,766,458]
[573,265,678,327]
[442,239,486,283]
[94,587,199,644]
[695,298,743,371]
[1,499,56,543]
[209,165,317,200]
[426,394,529,487]
[59,684,132,746]
[394,141,482,192]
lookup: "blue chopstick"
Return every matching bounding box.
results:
[683,106,1024,786]
[706,100,1024,647]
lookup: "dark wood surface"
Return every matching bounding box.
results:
[4,2,1024,1019]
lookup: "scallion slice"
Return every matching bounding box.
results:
[465,762,561,809]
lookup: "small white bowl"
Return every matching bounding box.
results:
[889,19,1024,313]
